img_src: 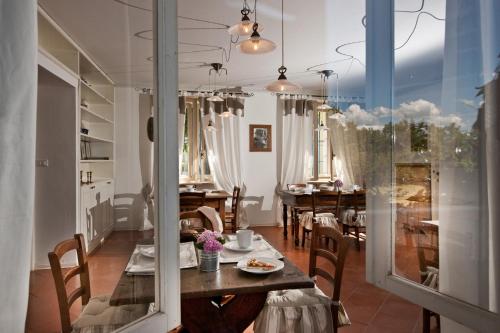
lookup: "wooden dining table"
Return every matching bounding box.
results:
[109,238,314,333]
[279,190,361,243]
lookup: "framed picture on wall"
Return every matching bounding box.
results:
[249,124,272,152]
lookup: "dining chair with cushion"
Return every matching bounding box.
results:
[254,224,351,333]
[341,190,367,251]
[299,190,341,247]
[286,184,312,240]
[415,223,440,333]
[179,210,216,242]
[179,191,206,212]
[48,234,148,333]
[224,186,241,233]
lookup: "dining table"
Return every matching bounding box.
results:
[109,236,314,333]
[279,189,361,244]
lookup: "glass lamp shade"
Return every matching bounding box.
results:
[219,110,233,118]
[317,103,333,111]
[207,95,224,102]
[329,112,345,120]
[237,35,276,54]
[228,21,262,36]
[266,78,301,93]
[206,120,217,132]
[314,122,329,131]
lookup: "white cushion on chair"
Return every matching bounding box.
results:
[72,295,149,333]
[254,286,350,333]
[299,212,337,231]
[341,209,366,227]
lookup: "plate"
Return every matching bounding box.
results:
[224,241,254,252]
[138,245,155,258]
[237,257,284,274]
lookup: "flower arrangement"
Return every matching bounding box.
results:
[195,230,225,253]
[333,179,343,189]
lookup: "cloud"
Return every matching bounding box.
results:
[332,100,464,130]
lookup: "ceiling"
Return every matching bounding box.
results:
[38,0,446,97]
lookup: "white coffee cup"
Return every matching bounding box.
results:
[236,229,254,249]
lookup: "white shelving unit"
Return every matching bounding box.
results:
[37,7,116,254]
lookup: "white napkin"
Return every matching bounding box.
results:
[197,206,224,233]
[125,246,155,275]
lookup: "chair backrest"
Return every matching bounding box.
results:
[309,224,350,304]
[179,210,214,231]
[414,223,439,280]
[351,190,366,215]
[180,191,206,212]
[311,190,341,217]
[231,186,241,217]
[48,234,91,333]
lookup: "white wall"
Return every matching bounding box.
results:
[240,92,279,226]
[114,87,146,230]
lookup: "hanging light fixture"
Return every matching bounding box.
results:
[314,120,329,132]
[206,119,217,132]
[237,0,276,54]
[207,63,225,102]
[317,70,333,111]
[329,73,346,119]
[266,0,300,93]
[228,0,263,36]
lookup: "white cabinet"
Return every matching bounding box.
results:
[80,180,114,252]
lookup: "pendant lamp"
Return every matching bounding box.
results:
[228,2,263,36]
[206,119,217,132]
[266,0,300,93]
[314,120,329,132]
[207,63,225,102]
[237,0,276,54]
[317,70,333,111]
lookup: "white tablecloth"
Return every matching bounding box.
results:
[220,238,283,264]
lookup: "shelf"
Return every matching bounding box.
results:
[80,178,114,188]
[81,133,113,143]
[81,106,113,124]
[81,81,113,105]
[80,159,114,163]
[79,54,114,86]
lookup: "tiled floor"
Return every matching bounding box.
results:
[26,227,439,333]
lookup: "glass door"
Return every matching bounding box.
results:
[367,0,500,332]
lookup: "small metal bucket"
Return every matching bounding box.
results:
[199,250,220,272]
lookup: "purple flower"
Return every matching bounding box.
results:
[334,179,343,188]
[203,238,224,252]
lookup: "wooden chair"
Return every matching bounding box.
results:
[224,186,241,233]
[300,190,341,247]
[254,224,351,333]
[179,191,206,212]
[341,190,366,250]
[415,223,440,333]
[48,234,148,333]
[287,184,311,240]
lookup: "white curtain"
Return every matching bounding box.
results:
[275,97,313,225]
[201,100,246,227]
[0,1,37,331]
[438,1,500,331]
[327,113,364,189]
[178,97,186,177]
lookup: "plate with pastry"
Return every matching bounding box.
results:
[236,257,284,274]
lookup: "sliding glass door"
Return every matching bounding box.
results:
[367,0,500,331]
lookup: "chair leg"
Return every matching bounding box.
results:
[423,308,431,333]
[301,226,306,247]
[291,209,296,237]
[294,212,299,246]
[332,305,338,333]
[354,226,360,251]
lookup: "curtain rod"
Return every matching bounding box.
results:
[274,93,365,102]
[179,90,254,97]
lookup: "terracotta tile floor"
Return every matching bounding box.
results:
[26,227,439,333]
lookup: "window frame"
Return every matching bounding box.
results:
[366,1,500,332]
[180,99,212,184]
[117,0,180,331]
[311,111,332,181]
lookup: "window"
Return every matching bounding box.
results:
[180,99,211,183]
[311,111,332,180]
